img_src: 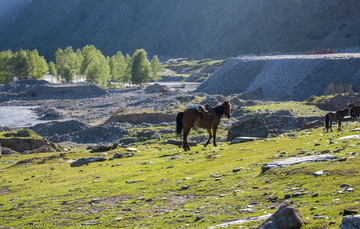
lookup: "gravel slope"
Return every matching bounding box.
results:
[197,53,360,100]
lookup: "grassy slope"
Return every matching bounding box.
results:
[1,115,360,228]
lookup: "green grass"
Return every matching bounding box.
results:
[1,120,360,228]
[0,129,43,140]
[243,101,327,117]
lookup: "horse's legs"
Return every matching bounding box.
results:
[338,120,342,131]
[183,127,191,151]
[213,126,218,147]
[330,120,333,132]
[204,128,212,147]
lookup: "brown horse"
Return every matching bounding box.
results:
[349,105,360,120]
[176,101,231,151]
[325,108,349,132]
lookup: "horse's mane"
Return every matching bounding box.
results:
[213,100,231,116]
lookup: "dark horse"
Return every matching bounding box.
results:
[349,105,360,120]
[176,101,231,151]
[325,108,349,132]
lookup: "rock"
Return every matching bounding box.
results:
[181,185,189,190]
[338,135,360,140]
[91,142,117,152]
[125,148,138,152]
[112,152,134,159]
[262,155,337,173]
[339,157,347,162]
[228,115,268,140]
[314,170,323,176]
[144,83,170,93]
[70,157,106,167]
[0,135,61,153]
[302,120,322,129]
[343,210,359,216]
[1,147,17,155]
[208,214,272,229]
[233,168,242,173]
[340,215,360,229]
[152,133,161,140]
[230,137,262,144]
[258,204,302,229]
[136,129,156,139]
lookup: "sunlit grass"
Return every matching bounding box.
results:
[1,115,360,228]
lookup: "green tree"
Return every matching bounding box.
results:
[0,50,14,84]
[27,49,49,79]
[150,55,163,81]
[109,51,126,82]
[130,49,151,86]
[12,49,31,80]
[123,53,132,84]
[84,55,110,88]
[81,45,110,87]
[54,47,80,82]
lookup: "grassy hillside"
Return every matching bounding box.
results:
[1,120,359,228]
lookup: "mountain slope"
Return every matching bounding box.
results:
[0,0,359,59]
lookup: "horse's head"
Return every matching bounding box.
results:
[222,100,231,118]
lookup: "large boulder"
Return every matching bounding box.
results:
[228,111,322,140]
[340,215,360,229]
[258,204,302,229]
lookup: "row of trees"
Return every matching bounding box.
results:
[0,49,49,84]
[0,45,163,87]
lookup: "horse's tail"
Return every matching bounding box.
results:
[325,114,330,130]
[176,112,184,136]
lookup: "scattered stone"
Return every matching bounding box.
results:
[91,142,117,152]
[233,168,242,173]
[312,193,319,197]
[125,180,144,184]
[210,174,221,178]
[313,216,328,219]
[208,214,272,229]
[339,157,347,162]
[338,135,360,140]
[262,155,337,173]
[302,120,322,129]
[239,208,254,213]
[195,216,205,222]
[152,133,161,140]
[70,157,106,167]
[80,222,101,226]
[113,152,134,159]
[181,185,189,190]
[314,170,323,176]
[126,148,138,152]
[343,210,359,216]
[230,137,262,144]
[340,215,360,229]
[258,204,302,229]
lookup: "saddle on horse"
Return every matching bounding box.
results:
[186,104,214,119]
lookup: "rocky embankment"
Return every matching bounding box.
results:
[0,79,342,149]
[198,53,360,101]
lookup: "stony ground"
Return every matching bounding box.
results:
[0,82,200,125]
